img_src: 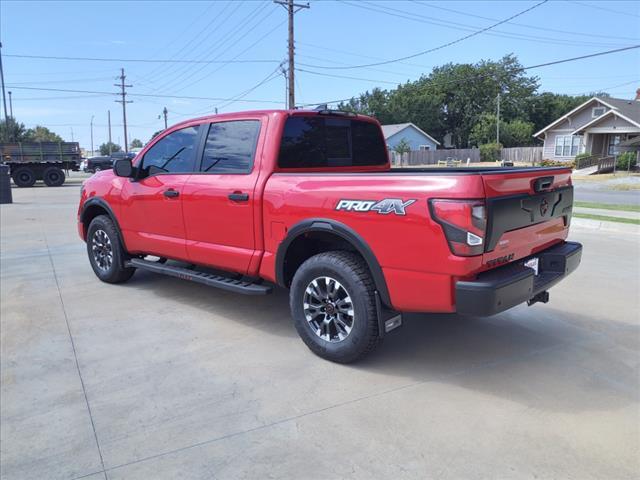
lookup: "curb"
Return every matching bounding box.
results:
[572,217,640,234]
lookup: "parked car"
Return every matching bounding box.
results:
[84,156,113,173]
[85,152,136,173]
[77,109,582,363]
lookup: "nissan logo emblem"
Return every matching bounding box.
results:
[540,198,549,216]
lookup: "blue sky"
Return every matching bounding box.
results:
[1,0,639,151]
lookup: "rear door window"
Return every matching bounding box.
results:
[278,116,387,168]
[200,120,261,174]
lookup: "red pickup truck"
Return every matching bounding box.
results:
[78,109,582,362]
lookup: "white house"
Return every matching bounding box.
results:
[534,92,640,161]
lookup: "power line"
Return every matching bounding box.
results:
[300,45,640,106]
[337,0,629,56]
[4,53,280,65]
[5,76,114,85]
[156,3,276,94]
[297,68,400,85]
[137,1,243,88]
[301,0,549,70]
[411,0,640,42]
[140,1,218,72]
[5,85,283,104]
[217,63,284,111]
[344,0,623,50]
[571,0,640,19]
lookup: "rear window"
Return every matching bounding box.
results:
[278,116,387,168]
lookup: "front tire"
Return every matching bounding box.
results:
[86,215,135,283]
[290,251,381,363]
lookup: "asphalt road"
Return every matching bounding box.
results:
[1,185,639,480]
[574,185,640,205]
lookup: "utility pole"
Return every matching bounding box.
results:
[0,42,8,122]
[274,0,309,109]
[107,110,112,155]
[496,92,501,145]
[162,107,168,129]
[8,91,13,118]
[70,127,74,142]
[90,115,95,156]
[279,63,288,109]
[114,68,132,152]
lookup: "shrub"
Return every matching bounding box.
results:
[539,158,576,169]
[479,142,502,162]
[616,151,637,170]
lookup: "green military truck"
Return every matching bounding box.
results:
[0,142,82,187]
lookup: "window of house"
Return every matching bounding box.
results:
[592,107,606,118]
[554,135,582,156]
[419,145,431,151]
[140,125,200,175]
[608,134,621,155]
[200,120,261,174]
[278,116,388,168]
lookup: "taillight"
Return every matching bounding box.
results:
[429,199,486,256]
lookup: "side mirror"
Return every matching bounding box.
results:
[113,158,133,178]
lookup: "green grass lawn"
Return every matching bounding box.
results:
[574,201,640,213]
[573,213,640,225]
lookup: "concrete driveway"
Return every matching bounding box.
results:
[1,185,639,480]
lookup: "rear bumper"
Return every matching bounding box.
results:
[455,241,582,316]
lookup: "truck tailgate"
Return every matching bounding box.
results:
[480,168,573,269]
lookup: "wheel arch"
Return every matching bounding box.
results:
[80,198,126,248]
[275,218,392,307]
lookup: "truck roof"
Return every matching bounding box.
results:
[169,109,379,131]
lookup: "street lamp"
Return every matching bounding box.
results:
[90,115,94,156]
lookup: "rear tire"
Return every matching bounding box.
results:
[86,215,135,283]
[290,251,381,363]
[43,167,65,187]
[11,167,36,188]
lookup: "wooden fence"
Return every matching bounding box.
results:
[390,146,544,167]
[500,147,543,165]
[390,148,480,166]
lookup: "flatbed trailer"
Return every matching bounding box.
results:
[0,142,82,187]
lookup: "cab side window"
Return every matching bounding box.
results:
[140,125,200,175]
[200,120,261,174]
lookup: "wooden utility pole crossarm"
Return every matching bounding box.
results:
[274,0,309,110]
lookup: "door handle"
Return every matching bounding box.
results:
[163,189,180,198]
[228,192,249,202]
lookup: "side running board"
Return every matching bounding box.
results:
[126,258,272,295]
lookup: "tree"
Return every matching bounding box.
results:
[99,142,122,156]
[393,138,412,155]
[130,138,143,149]
[150,130,164,142]
[24,125,63,143]
[469,113,534,147]
[338,54,538,147]
[0,118,28,142]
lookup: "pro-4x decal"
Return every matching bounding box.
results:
[335,198,416,216]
